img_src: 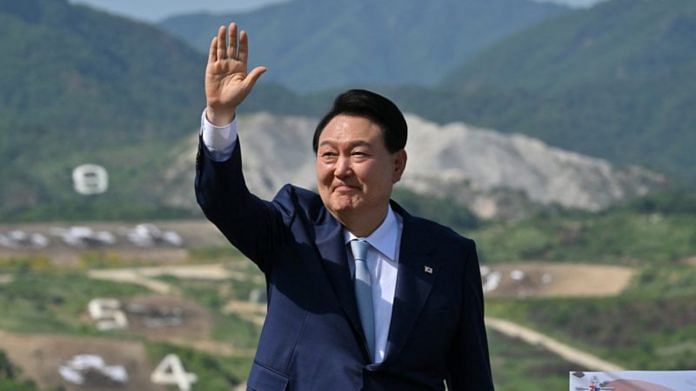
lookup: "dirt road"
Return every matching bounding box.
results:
[88,263,257,294]
[485,316,625,371]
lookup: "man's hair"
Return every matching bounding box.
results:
[312,89,407,154]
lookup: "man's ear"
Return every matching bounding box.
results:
[392,150,407,184]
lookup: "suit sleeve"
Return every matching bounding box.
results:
[446,240,495,390]
[195,137,292,274]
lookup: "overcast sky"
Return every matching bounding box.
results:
[69,0,607,22]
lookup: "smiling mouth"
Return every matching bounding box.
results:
[333,184,358,192]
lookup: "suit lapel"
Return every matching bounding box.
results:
[313,211,366,351]
[381,205,439,365]
[312,202,440,365]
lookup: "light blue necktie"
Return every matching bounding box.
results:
[350,238,375,360]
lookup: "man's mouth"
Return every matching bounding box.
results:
[333,184,358,192]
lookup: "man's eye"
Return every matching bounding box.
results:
[321,152,337,158]
[351,151,367,156]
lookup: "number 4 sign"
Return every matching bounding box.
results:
[151,354,198,391]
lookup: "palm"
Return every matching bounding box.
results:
[206,58,248,109]
[204,23,266,123]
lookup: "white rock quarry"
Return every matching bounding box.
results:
[402,115,664,217]
[162,112,665,219]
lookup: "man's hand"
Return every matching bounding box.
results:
[205,22,266,126]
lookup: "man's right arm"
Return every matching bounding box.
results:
[195,122,289,274]
[196,22,288,274]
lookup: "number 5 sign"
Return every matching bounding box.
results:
[88,298,128,331]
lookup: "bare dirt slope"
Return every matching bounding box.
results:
[483,262,636,298]
[0,330,165,391]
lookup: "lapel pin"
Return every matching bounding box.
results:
[424,266,433,274]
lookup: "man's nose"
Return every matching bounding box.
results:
[334,155,352,178]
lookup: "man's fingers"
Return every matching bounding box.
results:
[238,30,249,64]
[216,26,227,60]
[209,36,218,63]
[244,66,267,90]
[228,22,238,59]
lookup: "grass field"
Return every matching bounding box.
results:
[488,330,572,390]
[486,264,696,370]
[0,203,693,390]
[468,212,695,265]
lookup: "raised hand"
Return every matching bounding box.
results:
[205,22,266,125]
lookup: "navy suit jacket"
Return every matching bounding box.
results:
[195,139,494,390]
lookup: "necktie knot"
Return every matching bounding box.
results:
[350,238,369,262]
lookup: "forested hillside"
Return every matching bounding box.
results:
[0,0,205,219]
[2,0,693,221]
[395,0,696,183]
[160,0,568,91]
[0,0,203,140]
[203,0,696,183]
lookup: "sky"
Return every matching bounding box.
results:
[69,0,607,22]
[68,0,291,22]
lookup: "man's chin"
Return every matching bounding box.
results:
[330,203,356,214]
[327,197,361,215]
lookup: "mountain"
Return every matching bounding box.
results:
[0,0,204,139]
[416,0,696,183]
[0,0,207,220]
[195,0,696,185]
[0,0,322,221]
[0,0,682,221]
[233,0,696,185]
[161,112,665,220]
[159,0,568,92]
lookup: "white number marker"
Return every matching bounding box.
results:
[151,354,198,391]
[88,298,128,331]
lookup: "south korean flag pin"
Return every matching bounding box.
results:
[424,265,433,274]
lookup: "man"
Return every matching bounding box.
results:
[195,22,494,390]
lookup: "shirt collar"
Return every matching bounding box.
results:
[344,205,399,261]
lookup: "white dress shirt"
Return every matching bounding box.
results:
[200,110,403,364]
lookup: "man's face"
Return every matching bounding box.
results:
[316,114,406,220]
